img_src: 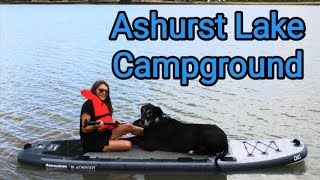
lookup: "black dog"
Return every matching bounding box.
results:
[131,103,229,169]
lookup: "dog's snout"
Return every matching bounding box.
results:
[146,110,152,117]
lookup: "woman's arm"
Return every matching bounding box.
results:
[81,112,102,133]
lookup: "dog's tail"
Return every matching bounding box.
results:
[214,142,228,171]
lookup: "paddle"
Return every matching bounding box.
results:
[83,119,120,128]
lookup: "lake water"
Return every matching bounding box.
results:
[0,4,319,179]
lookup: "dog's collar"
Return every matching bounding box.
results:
[154,117,160,124]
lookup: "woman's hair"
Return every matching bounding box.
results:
[91,80,113,115]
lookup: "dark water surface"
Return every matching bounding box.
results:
[0,5,319,179]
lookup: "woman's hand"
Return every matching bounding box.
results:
[81,112,106,133]
[96,120,104,128]
[114,119,122,126]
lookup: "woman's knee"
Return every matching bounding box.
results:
[123,140,132,150]
[119,140,132,151]
[103,140,132,152]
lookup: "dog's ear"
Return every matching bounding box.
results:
[155,106,163,117]
[141,106,145,115]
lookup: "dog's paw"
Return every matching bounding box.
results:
[132,119,144,127]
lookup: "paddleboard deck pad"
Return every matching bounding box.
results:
[17,138,307,171]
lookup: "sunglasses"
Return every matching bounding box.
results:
[98,88,109,94]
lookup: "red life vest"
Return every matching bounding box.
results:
[81,89,114,130]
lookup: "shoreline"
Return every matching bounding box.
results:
[1,1,320,5]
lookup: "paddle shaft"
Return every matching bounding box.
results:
[83,119,120,128]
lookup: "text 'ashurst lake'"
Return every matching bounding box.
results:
[109,10,305,86]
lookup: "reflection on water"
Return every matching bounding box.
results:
[14,161,307,180]
[0,5,319,180]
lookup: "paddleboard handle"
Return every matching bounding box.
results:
[83,119,120,128]
[293,139,301,146]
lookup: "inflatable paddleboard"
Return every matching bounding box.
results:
[17,138,307,171]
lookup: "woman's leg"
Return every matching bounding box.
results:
[130,124,144,136]
[110,124,143,140]
[103,124,143,152]
[102,140,132,152]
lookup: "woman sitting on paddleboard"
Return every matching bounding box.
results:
[80,80,143,152]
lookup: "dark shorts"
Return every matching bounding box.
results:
[81,130,112,152]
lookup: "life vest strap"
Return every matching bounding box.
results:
[96,113,112,120]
